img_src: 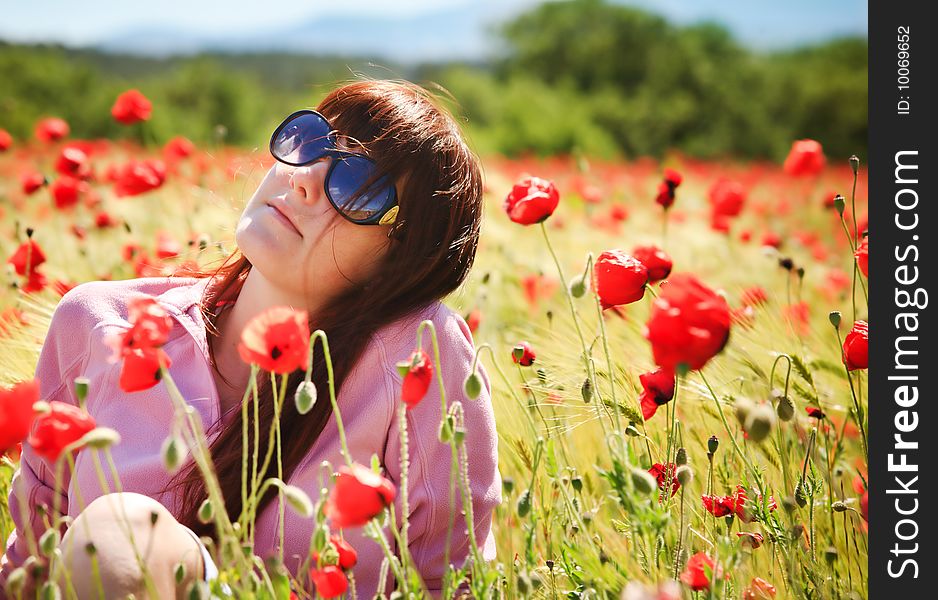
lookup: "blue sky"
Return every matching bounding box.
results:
[0,0,867,51]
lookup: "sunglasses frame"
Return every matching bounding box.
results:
[269,109,399,226]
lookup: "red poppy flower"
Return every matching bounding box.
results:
[737,531,765,549]
[35,117,70,143]
[680,552,721,591]
[0,380,40,456]
[121,296,174,353]
[709,179,746,218]
[0,129,12,152]
[95,211,118,229]
[325,463,397,528]
[783,139,826,176]
[521,273,558,309]
[164,136,195,160]
[8,240,46,276]
[842,320,868,371]
[28,401,97,462]
[655,168,683,209]
[740,286,768,308]
[761,231,782,249]
[855,236,868,277]
[632,245,673,283]
[111,89,153,125]
[805,406,825,420]
[638,367,675,421]
[50,176,87,209]
[732,485,777,523]
[118,347,173,393]
[309,565,348,598]
[52,280,76,297]
[21,171,47,195]
[113,159,167,197]
[594,250,648,309]
[860,490,868,522]
[511,341,536,367]
[743,577,777,599]
[648,462,680,499]
[153,231,181,260]
[400,349,433,409]
[503,176,560,225]
[237,306,310,374]
[22,270,48,294]
[55,146,92,179]
[464,309,481,334]
[702,493,736,518]
[312,534,358,571]
[645,274,731,372]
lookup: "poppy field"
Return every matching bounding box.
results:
[0,96,868,599]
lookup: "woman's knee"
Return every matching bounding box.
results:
[56,492,202,599]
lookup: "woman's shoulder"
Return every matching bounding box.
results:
[370,300,475,367]
[52,276,205,327]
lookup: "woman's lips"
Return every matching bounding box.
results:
[266,202,303,237]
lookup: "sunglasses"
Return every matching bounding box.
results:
[269,109,399,226]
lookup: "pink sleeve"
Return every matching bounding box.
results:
[382,309,501,595]
[1,285,92,596]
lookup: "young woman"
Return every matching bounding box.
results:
[1,79,501,598]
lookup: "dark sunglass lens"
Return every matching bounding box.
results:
[272,112,334,164]
[328,155,393,221]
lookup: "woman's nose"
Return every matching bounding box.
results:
[288,160,330,205]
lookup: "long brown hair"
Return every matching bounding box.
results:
[170,79,484,537]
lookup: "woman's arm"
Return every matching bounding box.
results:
[382,309,501,596]
[1,286,93,596]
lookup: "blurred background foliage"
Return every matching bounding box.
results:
[0,0,866,160]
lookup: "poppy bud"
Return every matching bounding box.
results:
[80,427,121,450]
[4,567,26,597]
[776,395,795,422]
[161,435,187,474]
[40,582,61,600]
[832,501,847,513]
[833,195,845,215]
[438,416,455,443]
[631,468,657,495]
[825,546,839,564]
[791,523,805,540]
[453,426,467,445]
[517,489,532,517]
[849,155,860,175]
[464,372,482,400]
[781,496,797,514]
[829,311,842,329]
[569,273,588,298]
[707,435,719,455]
[294,380,317,415]
[198,498,214,524]
[39,528,60,558]
[735,398,755,426]
[744,404,776,443]
[502,477,514,495]
[794,482,807,507]
[571,475,583,492]
[581,378,592,403]
[676,465,693,487]
[778,257,794,271]
[74,376,90,404]
[625,424,641,437]
[282,484,314,518]
[675,447,687,466]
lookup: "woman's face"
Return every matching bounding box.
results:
[235,158,395,309]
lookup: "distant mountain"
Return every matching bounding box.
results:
[91,0,866,62]
[96,5,508,62]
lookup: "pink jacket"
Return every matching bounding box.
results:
[1,276,501,597]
